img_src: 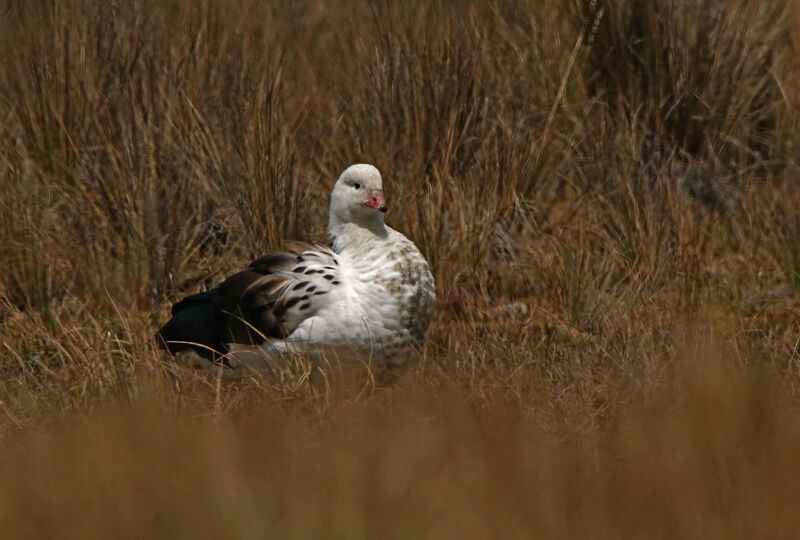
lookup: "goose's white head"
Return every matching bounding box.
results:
[329,164,388,235]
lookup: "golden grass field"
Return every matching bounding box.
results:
[1,0,800,537]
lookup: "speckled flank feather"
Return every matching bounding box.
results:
[156,163,436,374]
[275,227,436,366]
[255,241,342,337]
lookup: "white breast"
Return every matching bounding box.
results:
[276,228,435,366]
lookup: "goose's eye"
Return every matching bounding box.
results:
[353,182,361,190]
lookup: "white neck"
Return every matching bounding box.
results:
[329,219,388,252]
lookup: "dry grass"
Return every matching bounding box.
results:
[1,0,800,536]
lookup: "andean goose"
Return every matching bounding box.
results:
[156,164,436,374]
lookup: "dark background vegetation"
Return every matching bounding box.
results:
[1,0,800,536]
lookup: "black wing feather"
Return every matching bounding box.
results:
[156,255,295,361]
[155,242,338,363]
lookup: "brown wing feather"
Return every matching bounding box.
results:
[156,243,341,362]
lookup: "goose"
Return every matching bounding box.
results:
[156,164,436,375]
